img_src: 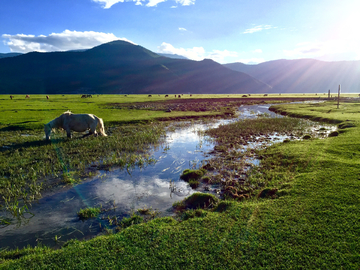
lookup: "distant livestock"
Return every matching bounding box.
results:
[46,95,49,99]
[25,95,30,99]
[165,95,169,97]
[10,95,13,100]
[148,95,152,97]
[178,95,181,98]
[81,94,92,98]
[44,111,107,140]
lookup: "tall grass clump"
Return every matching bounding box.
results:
[77,207,101,220]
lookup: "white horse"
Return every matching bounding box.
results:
[44,111,107,140]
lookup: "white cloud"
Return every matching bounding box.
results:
[158,42,205,60]
[283,42,330,59]
[175,0,195,5]
[252,49,262,53]
[2,30,134,53]
[243,25,274,34]
[92,0,194,8]
[283,40,360,61]
[146,0,167,7]
[92,0,125,9]
[157,42,238,63]
[179,27,187,31]
[207,50,238,63]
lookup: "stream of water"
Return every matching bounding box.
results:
[0,104,335,250]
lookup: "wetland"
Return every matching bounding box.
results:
[1,95,359,269]
[0,100,335,250]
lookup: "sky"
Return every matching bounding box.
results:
[1,0,360,64]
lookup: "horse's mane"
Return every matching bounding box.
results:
[62,110,72,116]
[49,111,72,129]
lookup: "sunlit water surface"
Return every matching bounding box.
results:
[0,104,335,249]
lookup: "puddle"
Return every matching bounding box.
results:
[0,103,336,250]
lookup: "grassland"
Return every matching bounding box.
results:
[1,96,360,268]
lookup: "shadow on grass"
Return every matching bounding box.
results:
[0,137,75,152]
[0,122,42,131]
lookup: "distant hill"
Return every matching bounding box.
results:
[158,53,189,60]
[0,40,271,94]
[0,52,23,59]
[224,59,360,93]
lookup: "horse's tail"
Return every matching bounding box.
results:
[95,116,107,136]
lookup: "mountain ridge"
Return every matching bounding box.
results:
[0,40,271,94]
[224,59,360,93]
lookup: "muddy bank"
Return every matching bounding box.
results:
[107,97,323,112]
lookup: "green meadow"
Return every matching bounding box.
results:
[1,96,360,268]
[0,94,216,130]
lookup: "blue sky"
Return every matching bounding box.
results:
[1,0,359,63]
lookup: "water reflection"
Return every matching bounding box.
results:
[0,103,334,249]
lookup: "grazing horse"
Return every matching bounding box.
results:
[148,95,152,97]
[165,94,169,97]
[25,95,30,99]
[10,95,13,100]
[44,111,107,140]
[46,95,49,100]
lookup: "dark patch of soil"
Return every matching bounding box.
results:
[107,97,322,113]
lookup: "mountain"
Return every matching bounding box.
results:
[224,59,360,93]
[0,40,271,95]
[158,53,189,60]
[0,52,23,59]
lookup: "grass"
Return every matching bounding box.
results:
[205,116,311,144]
[0,94,310,221]
[0,124,164,221]
[180,169,207,189]
[1,97,360,268]
[77,207,101,220]
[0,93,337,130]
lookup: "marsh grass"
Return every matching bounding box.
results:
[0,123,165,222]
[206,116,310,144]
[77,207,102,220]
[2,100,360,269]
[202,116,313,200]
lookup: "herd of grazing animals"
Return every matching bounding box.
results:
[10,94,194,100]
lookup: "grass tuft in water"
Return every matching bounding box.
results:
[77,207,101,220]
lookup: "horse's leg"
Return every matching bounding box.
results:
[89,121,98,137]
[66,129,72,138]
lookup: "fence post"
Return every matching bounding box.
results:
[337,85,341,109]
